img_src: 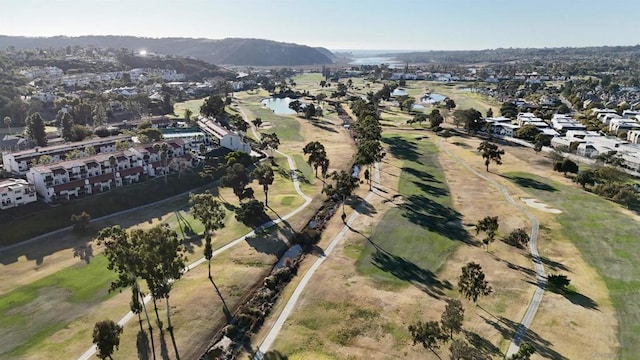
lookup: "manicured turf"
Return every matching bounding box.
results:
[172,98,206,119]
[242,101,302,142]
[357,134,467,289]
[0,255,116,356]
[503,171,640,359]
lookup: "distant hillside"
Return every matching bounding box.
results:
[0,36,335,66]
[383,45,640,64]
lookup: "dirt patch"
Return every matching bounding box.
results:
[521,198,562,214]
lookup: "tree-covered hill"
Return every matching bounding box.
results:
[0,36,335,66]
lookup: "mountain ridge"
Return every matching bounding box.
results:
[0,35,335,66]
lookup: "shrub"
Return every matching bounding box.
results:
[70,211,91,232]
[502,228,530,248]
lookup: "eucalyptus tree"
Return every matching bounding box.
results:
[136,224,186,359]
[189,190,226,279]
[252,163,275,206]
[475,216,499,250]
[302,141,328,178]
[96,226,156,359]
[92,320,123,360]
[458,262,492,304]
[477,141,505,171]
[355,139,385,190]
[261,132,280,159]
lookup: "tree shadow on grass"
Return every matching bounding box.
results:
[210,277,233,322]
[382,136,420,162]
[479,313,569,360]
[310,120,338,133]
[400,194,474,245]
[347,195,377,216]
[543,284,600,311]
[159,330,170,360]
[402,166,442,184]
[527,253,571,272]
[293,169,311,184]
[244,223,291,256]
[136,329,150,360]
[182,234,203,254]
[371,249,452,299]
[463,330,503,358]
[502,174,558,192]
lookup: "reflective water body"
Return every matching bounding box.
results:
[261,97,297,115]
[421,93,446,103]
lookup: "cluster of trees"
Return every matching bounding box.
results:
[95,224,187,359]
[453,108,484,132]
[407,109,444,130]
[303,141,330,182]
[408,262,502,358]
[288,99,319,119]
[573,165,640,209]
[351,98,385,191]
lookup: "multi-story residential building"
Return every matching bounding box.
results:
[26,140,186,202]
[0,178,37,210]
[198,117,252,154]
[2,135,132,175]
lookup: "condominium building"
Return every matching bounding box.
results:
[26,140,187,202]
[0,178,37,210]
[2,135,132,175]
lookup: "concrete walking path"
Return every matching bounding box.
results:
[252,163,381,360]
[437,140,545,357]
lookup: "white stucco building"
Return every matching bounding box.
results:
[0,178,38,209]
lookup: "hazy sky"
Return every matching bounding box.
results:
[1,0,638,50]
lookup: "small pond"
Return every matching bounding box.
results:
[392,88,408,97]
[421,93,447,104]
[261,97,297,115]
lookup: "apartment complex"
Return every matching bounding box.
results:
[2,135,132,175]
[0,178,37,210]
[26,140,187,202]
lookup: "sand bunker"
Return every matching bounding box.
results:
[521,198,562,214]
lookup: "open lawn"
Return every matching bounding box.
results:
[0,255,116,357]
[357,133,465,288]
[239,98,302,142]
[171,97,206,119]
[503,171,639,359]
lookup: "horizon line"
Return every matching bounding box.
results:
[0,34,639,53]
